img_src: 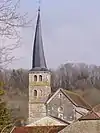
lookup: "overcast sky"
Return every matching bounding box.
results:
[8,0,100,69]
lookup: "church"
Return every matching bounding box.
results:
[28,8,91,126]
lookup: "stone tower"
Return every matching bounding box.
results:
[28,8,51,124]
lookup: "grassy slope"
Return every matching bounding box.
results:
[2,87,100,120]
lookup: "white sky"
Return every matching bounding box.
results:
[8,0,100,69]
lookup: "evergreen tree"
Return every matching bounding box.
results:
[0,82,11,132]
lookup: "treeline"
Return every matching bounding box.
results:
[51,63,100,90]
[51,63,100,106]
[0,69,29,94]
[1,63,100,108]
[1,63,100,91]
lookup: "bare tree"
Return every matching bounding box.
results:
[0,0,30,69]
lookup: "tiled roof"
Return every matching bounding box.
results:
[79,111,100,120]
[49,115,70,125]
[93,104,100,112]
[63,120,100,133]
[46,88,91,110]
[26,116,69,126]
[62,89,92,110]
[12,126,66,133]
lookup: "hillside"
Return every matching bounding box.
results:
[1,63,100,120]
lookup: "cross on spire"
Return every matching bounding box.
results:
[37,0,41,11]
[30,7,48,71]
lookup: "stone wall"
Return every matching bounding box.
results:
[47,91,75,122]
[28,103,46,123]
[28,71,51,123]
[47,90,88,123]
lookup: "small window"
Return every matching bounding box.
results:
[59,93,62,98]
[34,90,37,96]
[39,75,42,81]
[34,75,37,81]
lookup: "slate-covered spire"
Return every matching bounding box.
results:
[31,8,48,71]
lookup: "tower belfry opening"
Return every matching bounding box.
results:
[28,7,51,123]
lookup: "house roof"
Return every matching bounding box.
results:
[49,115,70,125]
[63,120,100,133]
[78,104,100,120]
[93,104,100,112]
[78,111,100,120]
[26,116,69,127]
[12,116,69,133]
[46,88,91,110]
[62,89,92,110]
[12,126,66,133]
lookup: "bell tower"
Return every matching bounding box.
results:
[28,8,51,123]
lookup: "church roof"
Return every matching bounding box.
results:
[62,89,92,110]
[46,88,91,110]
[30,8,48,71]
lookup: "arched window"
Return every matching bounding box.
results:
[34,90,37,96]
[34,75,37,81]
[39,75,42,81]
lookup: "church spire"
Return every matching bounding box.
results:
[31,8,48,71]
